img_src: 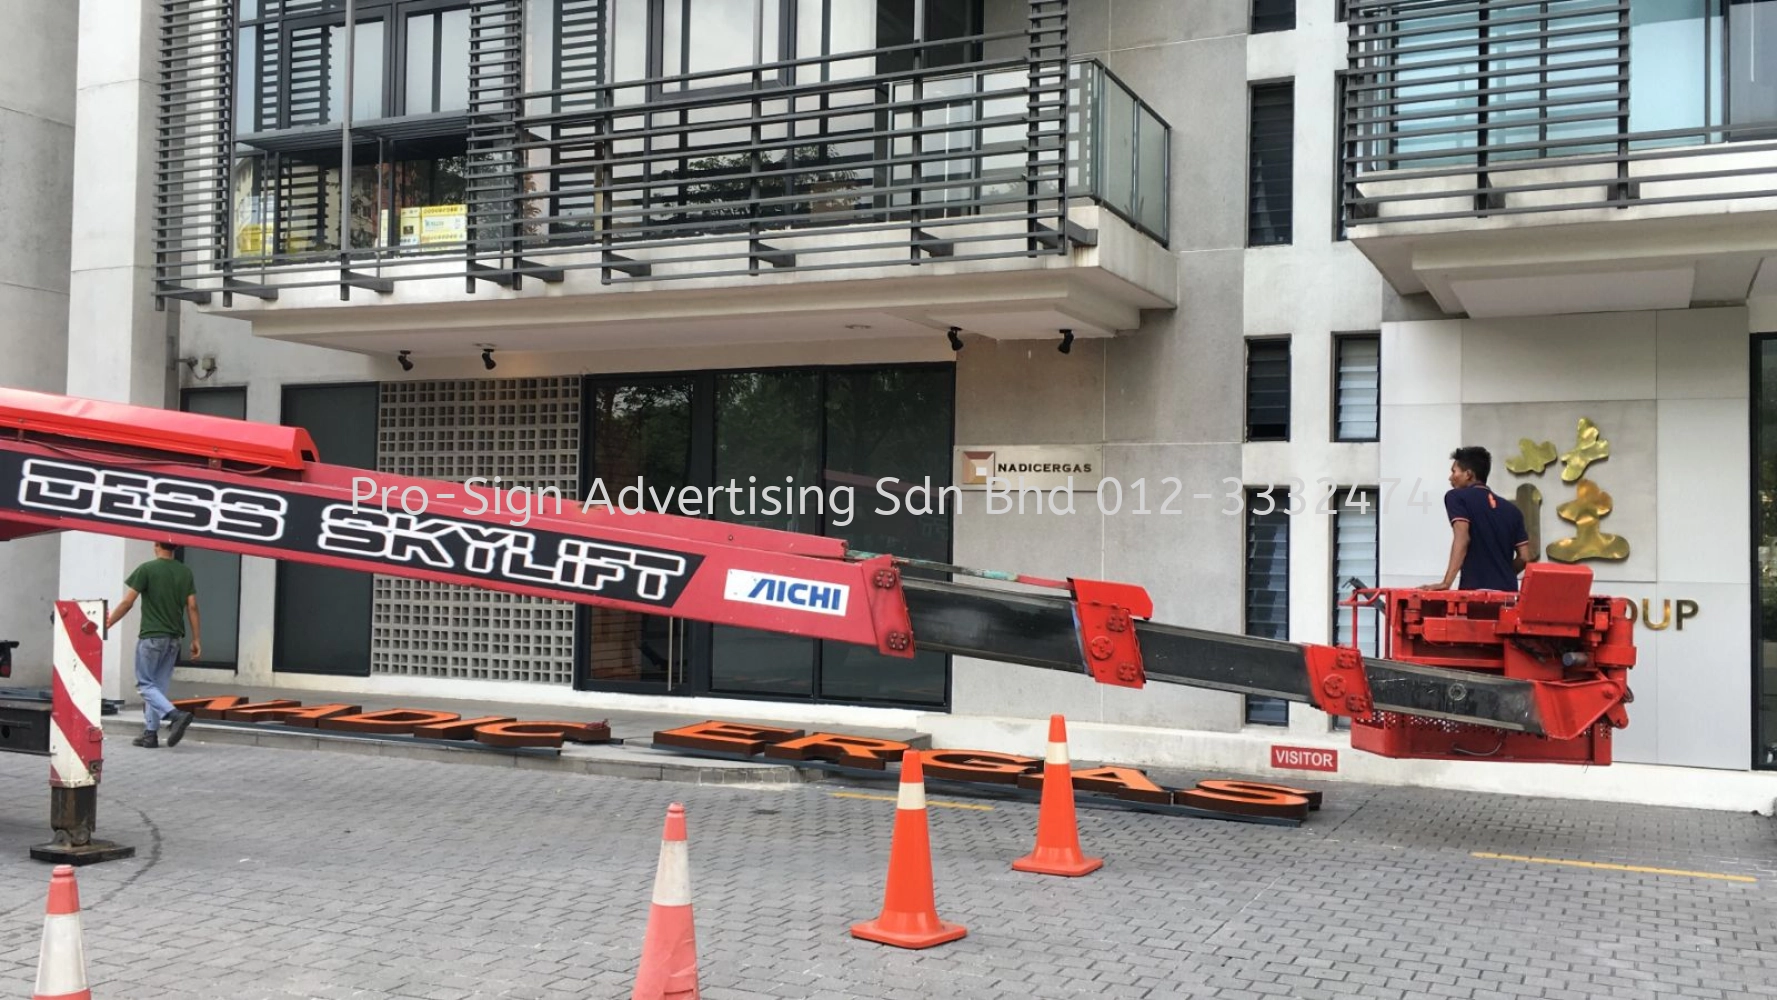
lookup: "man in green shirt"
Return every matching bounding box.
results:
[105,539,202,749]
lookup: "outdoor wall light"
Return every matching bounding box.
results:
[1058,329,1074,355]
[947,326,964,352]
[481,347,497,371]
[397,350,414,372]
[178,355,218,380]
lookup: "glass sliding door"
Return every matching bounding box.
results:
[582,378,697,692]
[818,367,952,704]
[708,371,822,696]
[574,364,954,709]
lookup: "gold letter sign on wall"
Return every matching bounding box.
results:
[1507,418,1630,563]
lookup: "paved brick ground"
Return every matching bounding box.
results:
[0,738,1774,1000]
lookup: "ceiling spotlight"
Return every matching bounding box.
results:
[481,347,497,371]
[397,350,414,372]
[946,326,964,352]
[1057,328,1074,355]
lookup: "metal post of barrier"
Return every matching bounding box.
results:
[31,599,134,865]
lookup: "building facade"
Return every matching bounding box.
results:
[8,0,1777,808]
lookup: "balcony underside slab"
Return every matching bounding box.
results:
[1347,150,1777,319]
[197,208,1176,356]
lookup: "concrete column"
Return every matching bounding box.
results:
[61,0,176,700]
[0,0,78,684]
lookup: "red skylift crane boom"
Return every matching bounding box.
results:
[0,388,1634,771]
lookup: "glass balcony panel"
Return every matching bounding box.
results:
[1136,105,1167,239]
[1100,77,1137,215]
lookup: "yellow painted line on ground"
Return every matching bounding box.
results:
[830,791,995,812]
[1472,851,1756,883]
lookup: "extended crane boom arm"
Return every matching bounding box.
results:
[0,389,1635,764]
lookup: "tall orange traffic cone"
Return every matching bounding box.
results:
[632,803,700,1000]
[1012,715,1103,877]
[34,865,90,1000]
[850,750,967,949]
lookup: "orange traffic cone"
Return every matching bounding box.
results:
[34,864,90,1000]
[1012,715,1103,877]
[850,750,967,949]
[632,803,700,1000]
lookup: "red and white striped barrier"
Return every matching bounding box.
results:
[50,601,106,790]
[29,599,133,865]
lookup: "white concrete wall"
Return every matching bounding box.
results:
[0,0,77,683]
[1378,307,1752,771]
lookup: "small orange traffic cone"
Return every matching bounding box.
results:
[851,750,967,949]
[632,803,700,1000]
[1012,715,1103,877]
[34,865,90,1000]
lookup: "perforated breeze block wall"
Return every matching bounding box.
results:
[374,378,581,682]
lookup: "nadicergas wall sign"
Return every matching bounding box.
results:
[654,720,1325,824]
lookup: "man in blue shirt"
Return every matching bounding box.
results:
[1426,446,1531,592]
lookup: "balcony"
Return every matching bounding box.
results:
[153,1,1174,355]
[1338,0,1777,318]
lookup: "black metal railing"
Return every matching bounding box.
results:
[152,0,1169,304]
[1339,0,1777,232]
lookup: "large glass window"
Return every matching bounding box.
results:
[709,371,822,696]
[403,7,470,114]
[1754,336,1777,768]
[585,380,695,690]
[1728,0,1777,130]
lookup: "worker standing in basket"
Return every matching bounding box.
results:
[1425,446,1532,593]
[105,538,201,748]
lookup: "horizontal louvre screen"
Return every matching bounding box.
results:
[1248,81,1294,246]
[1245,489,1290,726]
[1334,488,1380,657]
[1335,335,1380,441]
[1247,339,1291,441]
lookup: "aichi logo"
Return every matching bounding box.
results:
[724,570,850,616]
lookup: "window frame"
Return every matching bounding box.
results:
[1251,0,1296,34]
[1332,332,1381,443]
[1245,336,1292,443]
[1247,78,1296,247]
[396,1,473,117]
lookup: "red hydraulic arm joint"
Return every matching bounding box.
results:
[1070,579,1154,688]
[1302,644,1374,721]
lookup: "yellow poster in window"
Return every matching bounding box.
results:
[419,204,466,246]
[399,206,422,247]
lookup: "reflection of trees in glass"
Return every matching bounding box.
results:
[716,372,820,531]
[1760,359,1777,636]
[635,144,868,230]
[825,368,952,561]
[591,383,692,508]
